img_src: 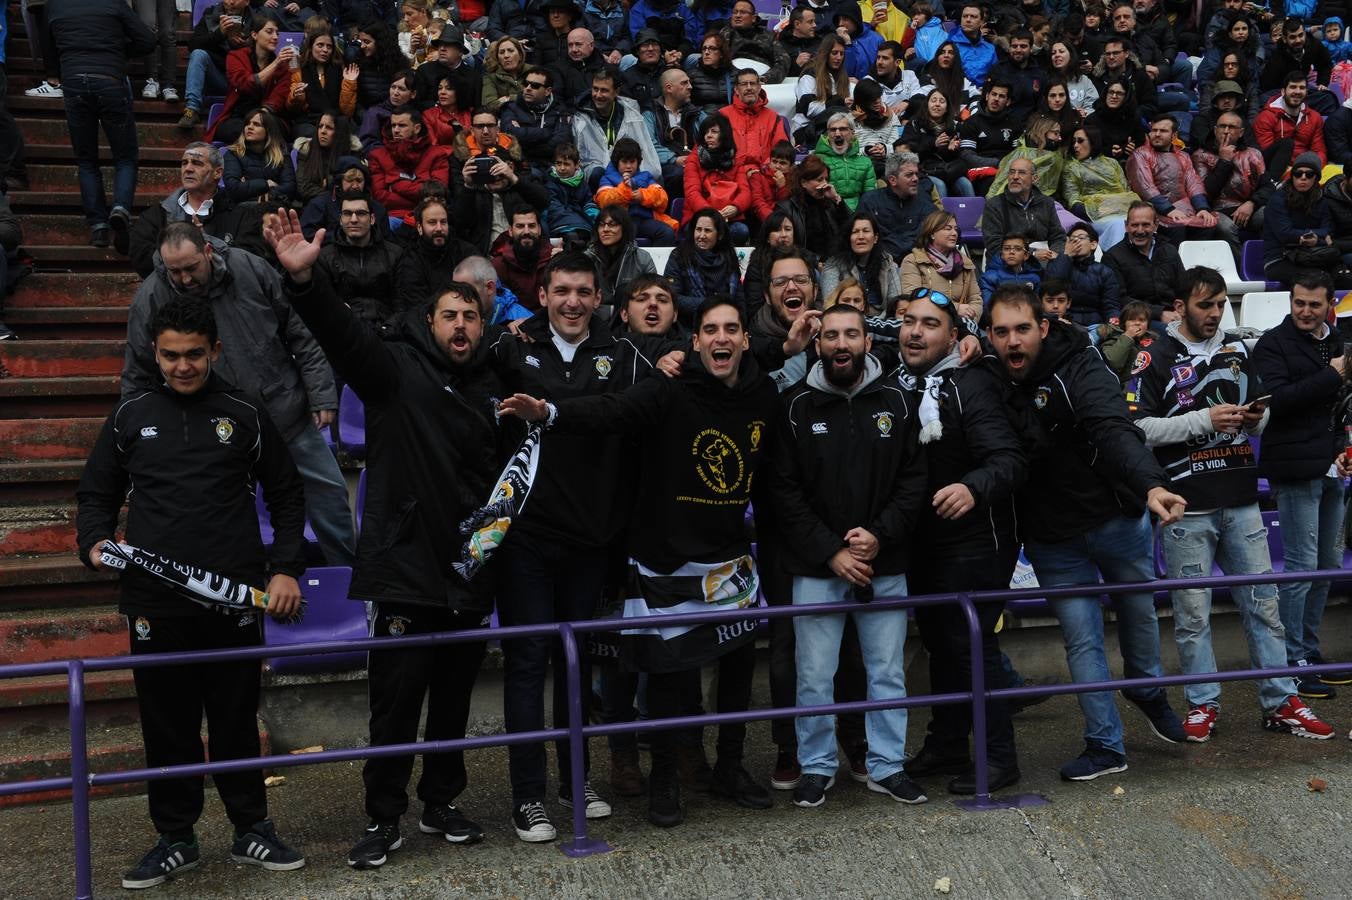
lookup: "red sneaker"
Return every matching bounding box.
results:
[1264,696,1335,740]
[842,741,869,784]
[770,751,801,790]
[1183,705,1218,743]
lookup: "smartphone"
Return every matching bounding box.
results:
[471,155,497,184]
[278,31,304,63]
[1247,394,1271,412]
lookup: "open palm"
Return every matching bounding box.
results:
[263,208,324,278]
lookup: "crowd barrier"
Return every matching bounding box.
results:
[3,567,1349,899]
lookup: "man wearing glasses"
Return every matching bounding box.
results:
[314,192,405,327]
[1090,38,1155,118]
[1191,110,1269,258]
[453,110,549,252]
[720,68,791,169]
[1254,72,1328,178]
[500,66,571,174]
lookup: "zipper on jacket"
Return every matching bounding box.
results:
[181,407,190,444]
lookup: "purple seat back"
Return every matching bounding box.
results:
[1240,240,1264,281]
[265,566,367,674]
[941,196,984,244]
[339,384,367,459]
[192,0,214,26]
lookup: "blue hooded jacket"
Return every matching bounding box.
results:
[1324,17,1352,63]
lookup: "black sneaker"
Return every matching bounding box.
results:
[867,771,928,804]
[903,745,970,779]
[1059,744,1128,781]
[90,225,110,248]
[230,819,305,871]
[1297,661,1338,699]
[792,773,835,808]
[109,205,132,255]
[1125,692,1186,744]
[711,763,773,810]
[512,800,557,843]
[0,322,15,341]
[558,780,612,819]
[648,768,683,828]
[347,821,401,869]
[1309,655,1352,686]
[419,803,484,844]
[121,835,199,889]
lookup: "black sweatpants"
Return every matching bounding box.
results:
[364,601,487,823]
[128,611,266,836]
[646,640,756,772]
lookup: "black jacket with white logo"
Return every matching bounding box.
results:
[75,373,306,617]
[769,356,928,578]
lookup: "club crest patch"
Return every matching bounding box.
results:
[213,417,235,443]
[387,615,410,637]
[594,355,613,379]
[1034,388,1050,410]
[1130,351,1151,376]
[1170,363,1196,387]
[134,617,151,640]
[874,412,894,436]
[748,420,763,451]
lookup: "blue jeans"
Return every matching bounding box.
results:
[792,573,909,781]
[1161,506,1296,713]
[184,49,227,113]
[64,75,138,227]
[1023,512,1165,757]
[1272,476,1346,664]
[931,176,975,198]
[286,424,355,567]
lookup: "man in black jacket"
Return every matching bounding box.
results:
[985,284,1188,782]
[1104,201,1187,330]
[1262,17,1337,116]
[394,196,481,310]
[315,192,404,326]
[1252,270,1352,695]
[499,66,572,173]
[500,295,783,828]
[77,297,306,890]
[264,209,521,870]
[895,291,1028,795]
[769,304,930,810]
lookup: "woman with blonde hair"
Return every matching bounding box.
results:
[481,36,528,111]
[224,107,297,205]
[398,0,441,67]
[899,210,980,319]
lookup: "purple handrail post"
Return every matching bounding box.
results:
[557,623,611,858]
[70,659,94,900]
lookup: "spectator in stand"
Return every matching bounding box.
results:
[722,0,790,84]
[908,1,944,64]
[47,0,155,248]
[646,67,702,199]
[353,21,410,114]
[315,191,405,326]
[178,0,253,129]
[1253,72,1328,177]
[898,91,971,198]
[393,196,480,308]
[1261,152,1335,287]
[301,163,392,244]
[453,111,549,251]
[777,154,851,260]
[622,29,668,112]
[1196,11,1262,112]
[585,204,657,306]
[1323,169,1352,266]
[1108,3,1188,115]
[683,113,752,244]
[722,68,791,168]
[126,143,269,275]
[1061,124,1138,250]
[396,0,438,68]
[1035,81,1083,144]
[595,138,679,246]
[916,40,977,119]
[791,35,849,146]
[546,143,599,241]
[0,191,22,340]
[865,42,920,119]
[987,29,1049,124]
[1044,222,1122,326]
[981,157,1066,261]
[899,210,981,320]
[830,7,883,81]
[780,6,822,78]
[959,80,1020,197]
[554,26,607,108]
[1192,110,1268,254]
[369,106,451,225]
[358,69,416,152]
[536,0,579,69]
[747,140,796,227]
[850,80,900,180]
[950,4,997,85]
[739,209,809,320]
[294,112,362,202]
[662,209,740,324]
[1104,201,1186,327]
[573,67,663,177]
[204,13,292,145]
[1085,75,1144,167]
[814,114,877,213]
[267,23,357,141]
[979,232,1044,303]
[424,77,472,146]
[482,37,528,112]
[1047,39,1099,116]
[688,32,734,110]
[133,0,178,103]
[223,108,298,207]
[412,28,478,115]
[501,67,571,174]
[487,0,546,44]
[627,0,695,58]
[490,207,552,307]
[455,254,536,324]
[1262,17,1337,116]
[1126,114,1218,245]
[986,116,1069,200]
[1189,79,1254,154]
[580,0,630,63]
[1324,16,1352,63]
[1090,38,1155,124]
[819,211,902,317]
[1252,271,1352,697]
[857,151,937,262]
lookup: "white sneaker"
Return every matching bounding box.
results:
[142,78,160,99]
[161,86,180,102]
[23,81,62,98]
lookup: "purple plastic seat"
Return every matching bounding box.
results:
[941,196,984,247]
[265,566,367,674]
[338,384,366,459]
[1240,240,1282,291]
[192,0,214,26]
[670,197,683,221]
[256,488,319,546]
[205,102,226,132]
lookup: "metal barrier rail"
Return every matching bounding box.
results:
[3,568,1347,898]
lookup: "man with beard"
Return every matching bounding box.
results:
[769,303,929,809]
[490,207,551,305]
[982,157,1066,260]
[895,289,1027,795]
[453,111,549,252]
[369,107,453,225]
[395,197,481,309]
[722,0,790,84]
[1253,73,1329,176]
[1126,115,1218,245]
[864,42,920,118]
[500,66,572,174]
[720,69,792,169]
[985,283,1189,781]
[264,209,521,869]
[959,81,1018,197]
[985,30,1047,125]
[857,153,936,261]
[1261,18,1337,116]
[315,192,404,327]
[1128,266,1334,743]
[499,295,784,828]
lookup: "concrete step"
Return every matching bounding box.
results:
[17,116,197,148]
[0,374,120,418]
[8,93,188,121]
[11,273,140,308]
[22,163,182,195]
[0,556,119,610]
[0,460,91,506]
[14,244,131,272]
[0,717,147,807]
[0,340,124,379]
[4,307,128,341]
[22,145,187,166]
[6,43,192,72]
[0,606,128,666]
[0,416,105,461]
[0,509,78,557]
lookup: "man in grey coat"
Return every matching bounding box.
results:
[122,223,355,567]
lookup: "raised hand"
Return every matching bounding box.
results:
[263,208,324,282]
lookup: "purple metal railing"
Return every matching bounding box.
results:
[3,568,1349,898]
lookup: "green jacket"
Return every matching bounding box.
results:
[813,134,876,211]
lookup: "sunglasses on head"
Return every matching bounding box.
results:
[911,288,953,307]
